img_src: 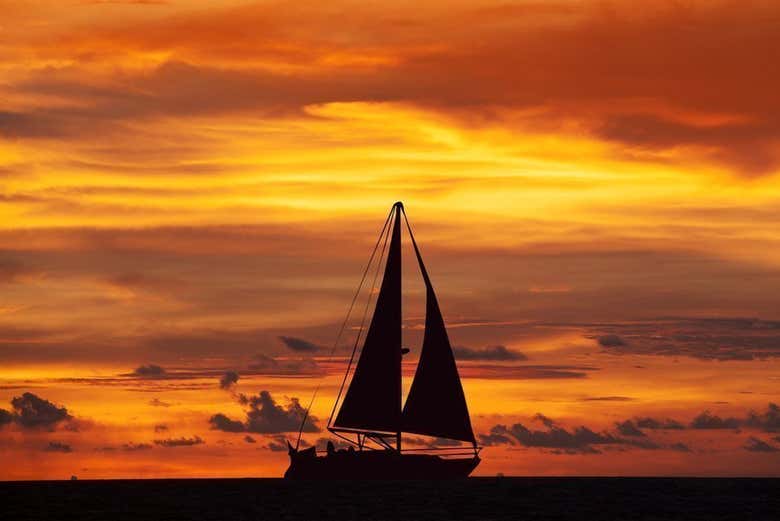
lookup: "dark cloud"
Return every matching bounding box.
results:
[479,421,623,454]
[219,371,239,390]
[153,424,168,433]
[690,411,742,430]
[635,417,686,430]
[595,113,780,176]
[44,441,72,453]
[210,390,320,434]
[122,442,153,451]
[669,442,692,453]
[620,403,780,433]
[208,413,246,433]
[243,435,256,444]
[745,403,780,432]
[132,364,166,377]
[452,344,527,361]
[153,436,204,447]
[457,364,594,380]
[278,336,320,353]
[615,420,646,437]
[596,335,627,348]
[743,437,779,453]
[9,392,71,429]
[532,413,556,428]
[582,396,635,402]
[243,391,319,434]
[479,414,671,453]
[510,423,619,452]
[478,425,516,447]
[148,398,171,407]
[589,318,780,361]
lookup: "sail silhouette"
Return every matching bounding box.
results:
[332,209,402,435]
[400,208,476,443]
[286,202,480,479]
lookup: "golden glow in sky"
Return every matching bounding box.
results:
[1,0,780,478]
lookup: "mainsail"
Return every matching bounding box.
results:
[330,203,476,448]
[332,208,402,435]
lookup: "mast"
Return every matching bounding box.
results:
[395,202,403,453]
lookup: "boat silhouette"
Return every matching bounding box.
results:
[285,202,481,479]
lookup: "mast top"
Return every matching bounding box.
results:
[393,201,404,209]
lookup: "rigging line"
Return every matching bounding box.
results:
[399,205,430,286]
[294,206,394,450]
[327,205,394,429]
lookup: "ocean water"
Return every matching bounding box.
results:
[1,477,778,520]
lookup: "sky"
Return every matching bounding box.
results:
[1,0,780,479]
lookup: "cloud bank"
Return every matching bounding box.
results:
[209,390,320,434]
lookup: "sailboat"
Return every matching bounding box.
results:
[285,202,481,479]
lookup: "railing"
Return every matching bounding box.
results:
[326,427,482,456]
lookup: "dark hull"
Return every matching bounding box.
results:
[285,449,480,480]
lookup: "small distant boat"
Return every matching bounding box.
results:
[285,202,481,479]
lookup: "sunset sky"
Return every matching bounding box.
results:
[1,0,780,479]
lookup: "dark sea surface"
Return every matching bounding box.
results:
[1,477,778,521]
